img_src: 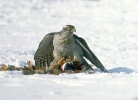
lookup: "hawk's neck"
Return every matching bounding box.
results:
[54,33,74,45]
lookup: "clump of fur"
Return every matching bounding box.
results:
[22,66,35,75]
[35,67,47,74]
[49,56,82,75]
[0,64,7,71]
[0,58,95,75]
[0,64,22,71]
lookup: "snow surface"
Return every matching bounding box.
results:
[0,0,138,100]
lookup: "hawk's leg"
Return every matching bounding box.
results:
[73,53,94,71]
[80,64,96,74]
[79,58,96,74]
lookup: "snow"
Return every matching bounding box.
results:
[0,0,138,100]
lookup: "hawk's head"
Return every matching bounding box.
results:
[60,25,76,39]
[63,25,76,33]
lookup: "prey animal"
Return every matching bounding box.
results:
[34,25,108,73]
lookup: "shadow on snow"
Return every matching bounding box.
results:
[108,67,134,74]
[95,67,134,74]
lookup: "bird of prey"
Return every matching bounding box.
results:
[34,25,108,73]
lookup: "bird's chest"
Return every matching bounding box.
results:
[53,35,82,60]
[54,41,74,58]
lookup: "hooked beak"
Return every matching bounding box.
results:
[71,28,76,33]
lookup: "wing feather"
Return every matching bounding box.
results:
[74,34,108,72]
[34,33,55,67]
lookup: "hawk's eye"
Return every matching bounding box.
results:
[63,26,70,31]
[67,27,71,31]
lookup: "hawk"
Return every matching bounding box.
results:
[34,25,108,73]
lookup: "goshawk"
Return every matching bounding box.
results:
[34,25,108,72]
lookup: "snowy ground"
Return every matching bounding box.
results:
[0,0,138,100]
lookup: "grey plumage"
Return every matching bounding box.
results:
[34,25,108,72]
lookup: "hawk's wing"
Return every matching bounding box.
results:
[74,35,108,73]
[34,33,55,67]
